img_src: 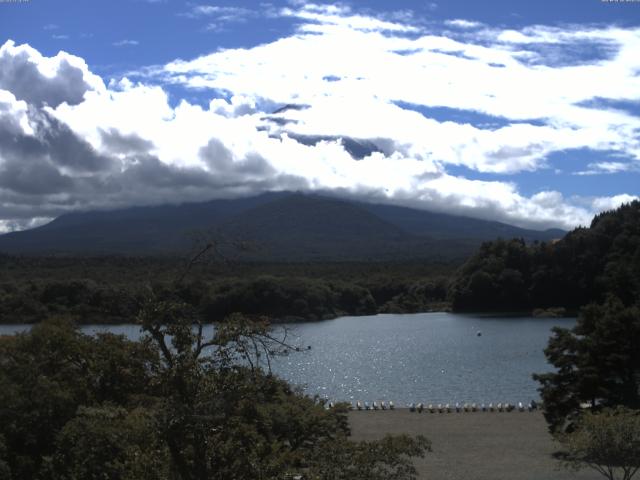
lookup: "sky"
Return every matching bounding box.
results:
[0,0,639,232]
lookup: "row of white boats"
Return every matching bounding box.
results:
[327,400,539,412]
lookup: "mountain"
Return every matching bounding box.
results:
[358,202,566,242]
[0,192,564,260]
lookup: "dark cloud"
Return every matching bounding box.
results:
[199,138,233,168]
[99,128,155,154]
[0,108,114,177]
[0,46,93,108]
[106,153,307,208]
[0,158,73,195]
[0,105,115,199]
[0,107,70,195]
[122,154,215,189]
[199,138,276,177]
[35,112,115,172]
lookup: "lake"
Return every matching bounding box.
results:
[0,312,574,406]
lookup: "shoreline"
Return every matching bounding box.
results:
[0,307,577,326]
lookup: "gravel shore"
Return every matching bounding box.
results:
[348,410,599,480]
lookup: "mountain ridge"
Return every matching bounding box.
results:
[0,192,565,260]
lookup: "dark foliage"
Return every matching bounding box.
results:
[0,309,430,479]
[0,258,453,324]
[449,201,640,312]
[533,298,640,433]
[0,318,160,478]
[201,276,377,321]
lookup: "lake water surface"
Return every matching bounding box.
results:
[0,312,574,405]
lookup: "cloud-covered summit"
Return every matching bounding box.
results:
[0,2,638,233]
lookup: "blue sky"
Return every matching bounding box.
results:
[0,0,639,231]
[5,1,640,76]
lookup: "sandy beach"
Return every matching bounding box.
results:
[348,410,599,480]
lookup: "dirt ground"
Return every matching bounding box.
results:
[348,410,600,480]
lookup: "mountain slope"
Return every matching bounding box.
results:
[358,202,564,241]
[0,193,288,255]
[219,193,447,261]
[0,192,565,260]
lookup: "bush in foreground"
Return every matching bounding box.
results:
[556,407,640,480]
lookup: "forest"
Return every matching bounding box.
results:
[448,200,640,314]
[0,257,452,324]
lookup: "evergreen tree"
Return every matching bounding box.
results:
[534,298,640,433]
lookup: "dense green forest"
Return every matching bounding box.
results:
[0,257,452,324]
[449,201,640,313]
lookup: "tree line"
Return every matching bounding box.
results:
[0,262,451,324]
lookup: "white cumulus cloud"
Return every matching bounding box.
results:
[0,3,638,232]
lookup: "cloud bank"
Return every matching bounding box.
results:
[0,3,639,233]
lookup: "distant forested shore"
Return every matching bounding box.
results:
[0,257,453,324]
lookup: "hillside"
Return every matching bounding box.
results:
[448,200,640,312]
[0,192,564,260]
